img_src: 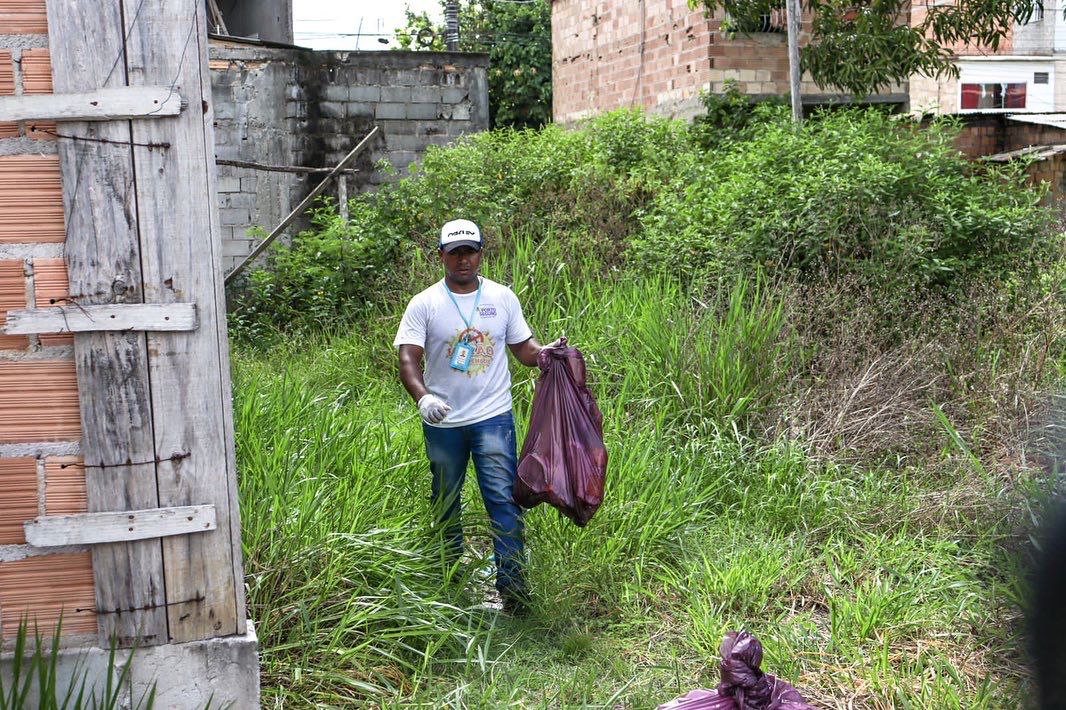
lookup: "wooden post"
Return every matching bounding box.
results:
[786,0,803,124]
[121,0,245,643]
[45,0,246,645]
[338,174,348,221]
[45,0,168,648]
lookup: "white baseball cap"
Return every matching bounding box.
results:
[439,219,482,252]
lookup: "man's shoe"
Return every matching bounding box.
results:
[501,590,531,616]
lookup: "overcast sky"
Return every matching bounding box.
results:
[294,1,443,51]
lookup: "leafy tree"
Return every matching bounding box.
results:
[395,1,552,129]
[694,0,1046,98]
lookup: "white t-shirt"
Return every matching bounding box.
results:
[394,276,533,428]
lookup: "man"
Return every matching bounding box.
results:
[394,219,558,613]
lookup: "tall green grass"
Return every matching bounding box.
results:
[234,234,1043,707]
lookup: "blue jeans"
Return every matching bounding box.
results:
[422,411,525,596]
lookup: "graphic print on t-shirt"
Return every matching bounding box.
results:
[446,327,496,377]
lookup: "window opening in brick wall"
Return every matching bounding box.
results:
[729,5,786,33]
[1035,72,1050,85]
[961,82,1027,110]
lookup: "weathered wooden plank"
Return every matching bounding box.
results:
[215,158,358,175]
[4,303,198,334]
[0,86,183,123]
[124,0,245,642]
[45,0,168,647]
[25,505,217,547]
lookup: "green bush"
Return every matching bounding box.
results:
[636,108,1054,290]
[230,108,1055,337]
[228,200,403,337]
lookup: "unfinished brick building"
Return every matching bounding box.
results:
[550,0,906,124]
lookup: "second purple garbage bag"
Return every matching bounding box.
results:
[658,632,816,710]
[513,339,607,527]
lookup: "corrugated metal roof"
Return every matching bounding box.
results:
[984,143,1066,162]
[1007,113,1066,129]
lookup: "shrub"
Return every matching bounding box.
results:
[228,200,403,337]
[635,108,1054,291]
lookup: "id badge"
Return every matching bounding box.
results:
[450,341,475,372]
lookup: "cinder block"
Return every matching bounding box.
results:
[379,119,418,135]
[386,134,425,152]
[411,86,442,103]
[441,87,468,103]
[391,69,420,86]
[375,103,407,120]
[323,84,349,102]
[450,103,472,121]
[217,176,241,193]
[407,103,441,120]
[219,208,251,226]
[224,192,256,209]
[381,86,412,103]
[212,100,235,120]
[348,85,380,102]
[223,239,255,258]
[345,101,374,118]
[0,360,81,444]
[0,458,36,544]
[240,177,258,192]
[319,101,345,119]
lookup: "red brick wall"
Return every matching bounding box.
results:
[0,0,95,640]
[551,0,901,124]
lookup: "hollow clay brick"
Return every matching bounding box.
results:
[0,260,28,351]
[0,155,65,243]
[0,553,96,638]
[0,457,37,544]
[0,0,48,34]
[32,258,73,346]
[0,360,80,444]
[0,50,15,139]
[44,456,86,515]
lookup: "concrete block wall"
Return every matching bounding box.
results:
[209,40,490,273]
[550,0,905,124]
[0,0,97,642]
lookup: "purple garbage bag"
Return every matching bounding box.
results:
[513,339,607,527]
[658,632,816,710]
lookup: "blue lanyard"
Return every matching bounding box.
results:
[444,278,482,332]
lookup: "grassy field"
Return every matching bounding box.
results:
[232,235,1059,708]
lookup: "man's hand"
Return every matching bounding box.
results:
[542,337,566,351]
[417,394,452,424]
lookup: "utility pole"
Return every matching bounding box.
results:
[785,0,803,124]
[445,0,460,50]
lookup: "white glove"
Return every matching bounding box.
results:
[417,394,451,424]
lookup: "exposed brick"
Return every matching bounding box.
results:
[0,0,48,34]
[0,553,96,638]
[0,360,81,444]
[20,48,52,94]
[0,260,27,351]
[44,456,86,515]
[0,155,65,244]
[0,50,15,139]
[32,258,73,347]
[0,457,37,544]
